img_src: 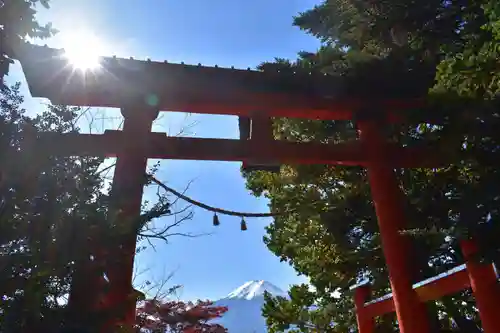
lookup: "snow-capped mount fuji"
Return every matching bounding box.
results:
[225,280,288,300]
[212,280,288,333]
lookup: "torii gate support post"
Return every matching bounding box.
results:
[354,284,375,333]
[101,105,159,330]
[460,239,500,333]
[356,112,431,333]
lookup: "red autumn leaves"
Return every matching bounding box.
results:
[136,299,228,333]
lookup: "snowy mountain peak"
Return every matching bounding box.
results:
[225,280,287,300]
[212,280,289,333]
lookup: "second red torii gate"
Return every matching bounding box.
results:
[12,42,497,333]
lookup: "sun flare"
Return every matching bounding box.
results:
[60,30,106,70]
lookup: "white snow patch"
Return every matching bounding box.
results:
[225,280,288,300]
[212,280,288,333]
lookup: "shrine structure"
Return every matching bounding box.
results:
[11,42,500,333]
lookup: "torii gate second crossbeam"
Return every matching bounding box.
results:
[12,42,495,333]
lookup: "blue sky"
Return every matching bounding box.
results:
[7,0,321,301]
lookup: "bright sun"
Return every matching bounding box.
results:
[60,30,106,70]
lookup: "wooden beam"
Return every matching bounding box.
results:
[363,265,472,318]
[415,265,471,303]
[15,43,423,121]
[31,131,445,168]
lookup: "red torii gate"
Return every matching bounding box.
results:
[12,42,499,333]
[353,239,499,333]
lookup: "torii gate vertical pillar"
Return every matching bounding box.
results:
[102,104,159,330]
[354,284,375,333]
[461,239,500,333]
[356,111,430,333]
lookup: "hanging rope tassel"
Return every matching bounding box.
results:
[213,213,220,226]
[240,217,247,231]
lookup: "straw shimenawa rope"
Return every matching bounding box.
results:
[147,174,282,218]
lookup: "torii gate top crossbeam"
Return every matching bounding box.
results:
[14,43,423,121]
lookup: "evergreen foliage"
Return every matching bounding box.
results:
[0,0,56,83]
[246,1,500,331]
